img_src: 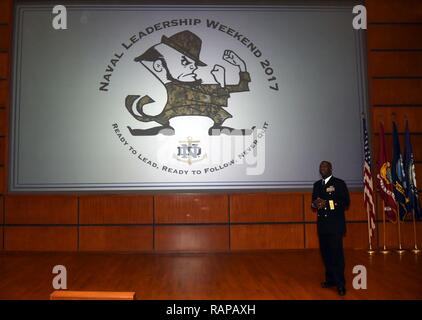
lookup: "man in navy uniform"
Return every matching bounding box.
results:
[312,161,350,296]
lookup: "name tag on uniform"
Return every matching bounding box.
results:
[329,200,335,210]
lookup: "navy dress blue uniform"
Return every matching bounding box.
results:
[312,176,350,288]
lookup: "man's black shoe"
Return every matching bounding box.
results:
[337,286,346,296]
[320,281,336,288]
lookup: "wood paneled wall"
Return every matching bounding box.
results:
[0,0,12,251]
[2,192,380,252]
[0,0,421,252]
[367,0,422,249]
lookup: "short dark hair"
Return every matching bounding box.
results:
[320,161,332,169]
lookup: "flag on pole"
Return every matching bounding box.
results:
[391,121,409,220]
[362,118,376,238]
[404,121,421,220]
[377,123,398,223]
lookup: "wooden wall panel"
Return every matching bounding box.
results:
[0,108,6,136]
[5,195,78,224]
[346,192,367,221]
[304,193,315,222]
[0,226,2,250]
[367,25,422,50]
[343,223,369,249]
[376,221,422,249]
[230,193,303,222]
[371,80,422,106]
[0,81,7,108]
[231,224,304,250]
[79,226,153,252]
[367,0,422,23]
[155,194,228,224]
[155,225,229,252]
[368,52,422,77]
[0,25,10,51]
[305,223,318,249]
[0,136,5,165]
[0,0,12,24]
[372,108,422,133]
[4,227,77,251]
[0,196,3,224]
[79,195,153,224]
[400,222,422,249]
[0,166,5,194]
[0,53,8,79]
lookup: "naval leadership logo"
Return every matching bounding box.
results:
[99,18,276,176]
[125,30,255,136]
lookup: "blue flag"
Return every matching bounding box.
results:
[391,122,409,220]
[404,121,421,220]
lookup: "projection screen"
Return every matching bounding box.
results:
[10,2,368,191]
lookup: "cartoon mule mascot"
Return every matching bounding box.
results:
[125,30,254,136]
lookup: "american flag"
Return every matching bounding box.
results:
[363,118,376,238]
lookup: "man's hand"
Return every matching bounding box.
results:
[313,197,327,210]
[223,50,246,72]
[211,64,226,88]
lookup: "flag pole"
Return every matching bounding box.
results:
[396,216,406,254]
[404,117,420,254]
[362,113,376,255]
[380,202,390,254]
[367,208,375,254]
[412,211,421,254]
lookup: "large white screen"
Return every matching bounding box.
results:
[10,3,368,191]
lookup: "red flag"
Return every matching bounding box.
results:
[376,123,398,223]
